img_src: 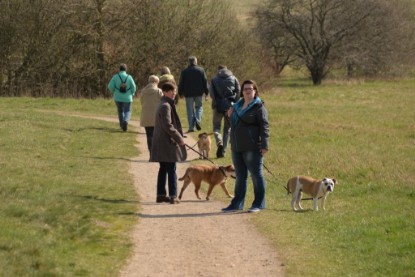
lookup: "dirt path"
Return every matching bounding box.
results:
[57,112,284,276]
[119,120,284,277]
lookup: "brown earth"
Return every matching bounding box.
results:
[119,120,285,277]
[60,113,285,277]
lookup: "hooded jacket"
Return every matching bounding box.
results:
[230,97,269,152]
[210,68,240,109]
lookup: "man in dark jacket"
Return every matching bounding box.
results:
[210,65,240,158]
[178,56,209,132]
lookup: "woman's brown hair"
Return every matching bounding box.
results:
[240,79,259,98]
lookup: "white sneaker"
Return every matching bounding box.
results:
[248,207,261,213]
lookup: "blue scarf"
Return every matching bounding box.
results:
[231,97,262,126]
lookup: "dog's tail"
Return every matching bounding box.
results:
[285,181,290,195]
[178,168,190,181]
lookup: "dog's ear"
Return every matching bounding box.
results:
[332,178,337,184]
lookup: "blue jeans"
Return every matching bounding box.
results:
[185,96,203,131]
[157,162,177,198]
[115,101,132,127]
[212,108,230,151]
[229,150,266,210]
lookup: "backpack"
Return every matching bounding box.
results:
[118,74,129,93]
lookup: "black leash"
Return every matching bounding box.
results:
[184,143,236,179]
[262,161,289,193]
[184,143,216,165]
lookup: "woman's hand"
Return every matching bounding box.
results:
[227,107,233,118]
[261,149,268,156]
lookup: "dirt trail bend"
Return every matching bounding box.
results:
[118,120,284,277]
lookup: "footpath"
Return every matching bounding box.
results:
[119,120,284,276]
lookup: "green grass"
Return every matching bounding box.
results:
[1,78,415,276]
[207,78,415,276]
[0,98,139,276]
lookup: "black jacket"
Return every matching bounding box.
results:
[230,97,269,152]
[178,65,209,97]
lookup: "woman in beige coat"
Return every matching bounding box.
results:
[140,75,163,154]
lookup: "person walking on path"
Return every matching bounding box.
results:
[139,75,163,154]
[210,65,240,158]
[108,63,137,131]
[222,80,269,213]
[158,66,178,104]
[150,82,187,204]
[178,56,209,132]
[159,66,176,87]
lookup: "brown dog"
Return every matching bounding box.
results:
[287,176,337,211]
[178,164,235,200]
[197,132,213,159]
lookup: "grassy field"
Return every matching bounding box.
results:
[201,78,415,276]
[0,98,139,276]
[1,78,414,276]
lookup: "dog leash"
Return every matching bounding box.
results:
[184,143,216,165]
[184,143,236,179]
[262,162,289,193]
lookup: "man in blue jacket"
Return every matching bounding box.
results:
[178,56,209,132]
[108,64,137,131]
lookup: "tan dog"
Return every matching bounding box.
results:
[197,132,213,159]
[287,176,337,211]
[178,164,235,200]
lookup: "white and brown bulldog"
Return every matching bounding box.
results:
[286,176,337,211]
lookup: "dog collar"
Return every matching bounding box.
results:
[219,166,227,177]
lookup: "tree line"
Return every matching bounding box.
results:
[0,0,261,97]
[1,0,414,98]
[255,0,415,84]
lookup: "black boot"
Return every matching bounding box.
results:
[216,144,224,158]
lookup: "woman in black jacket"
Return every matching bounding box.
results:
[222,80,269,213]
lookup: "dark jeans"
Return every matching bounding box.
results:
[144,127,154,153]
[157,162,177,198]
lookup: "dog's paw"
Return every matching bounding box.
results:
[205,197,210,201]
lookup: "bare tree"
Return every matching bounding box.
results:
[255,0,415,84]
[336,0,415,77]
